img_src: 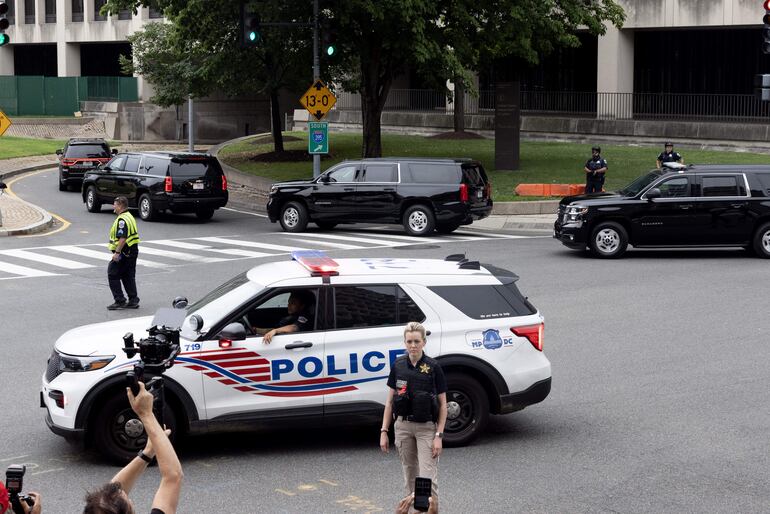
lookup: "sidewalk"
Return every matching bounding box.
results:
[0,143,557,237]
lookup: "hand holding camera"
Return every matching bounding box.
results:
[4,465,41,514]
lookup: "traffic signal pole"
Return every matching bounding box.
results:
[312,0,320,178]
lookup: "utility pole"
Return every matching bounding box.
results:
[188,95,194,152]
[312,0,320,178]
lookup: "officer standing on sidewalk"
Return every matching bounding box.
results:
[380,321,448,511]
[107,196,140,310]
[584,146,608,194]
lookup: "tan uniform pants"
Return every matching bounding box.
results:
[394,418,439,501]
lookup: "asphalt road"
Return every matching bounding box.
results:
[1,169,769,513]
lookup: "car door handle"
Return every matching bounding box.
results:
[344,187,355,192]
[384,188,396,192]
[678,204,693,210]
[731,203,746,209]
[285,341,313,349]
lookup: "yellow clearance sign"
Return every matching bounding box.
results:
[299,79,337,121]
[0,109,11,137]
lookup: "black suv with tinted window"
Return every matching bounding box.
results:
[81,151,228,221]
[56,138,116,191]
[266,158,493,235]
[554,163,770,258]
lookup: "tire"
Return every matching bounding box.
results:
[92,392,177,464]
[195,208,215,221]
[436,222,461,234]
[279,201,309,232]
[138,194,157,221]
[316,221,337,230]
[752,222,770,258]
[443,373,489,447]
[402,204,436,236]
[85,186,101,213]
[589,221,628,258]
[58,173,67,191]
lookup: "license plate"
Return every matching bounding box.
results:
[477,190,483,199]
[193,183,204,190]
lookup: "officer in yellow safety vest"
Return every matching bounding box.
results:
[107,196,141,310]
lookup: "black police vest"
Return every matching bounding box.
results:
[392,355,439,422]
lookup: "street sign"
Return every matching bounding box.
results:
[308,121,329,154]
[0,109,11,137]
[300,79,337,121]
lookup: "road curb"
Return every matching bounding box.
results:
[0,162,58,236]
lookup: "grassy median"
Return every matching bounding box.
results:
[218,131,770,202]
[0,136,67,159]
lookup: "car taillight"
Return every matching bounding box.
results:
[459,183,469,203]
[512,323,544,352]
[164,176,173,192]
[484,181,492,199]
[222,175,228,191]
[61,159,76,166]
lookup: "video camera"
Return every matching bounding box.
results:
[122,307,186,426]
[5,465,34,514]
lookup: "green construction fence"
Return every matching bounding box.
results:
[0,76,138,116]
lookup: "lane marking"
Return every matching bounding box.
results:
[30,467,65,476]
[149,239,274,258]
[5,168,72,237]
[196,236,308,253]
[48,245,169,269]
[318,479,338,486]
[0,260,61,278]
[293,232,407,247]
[222,206,268,218]
[138,245,232,263]
[275,489,296,496]
[343,231,454,244]
[0,455,30,462]
[279,237,361,250]
[0,248,94,269]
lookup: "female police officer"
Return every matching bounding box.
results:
[380,322,448,510]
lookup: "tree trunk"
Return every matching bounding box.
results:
[454,76,465,133]
[269,88,284,154]
[361,94,383,158]
[359,53,392,158]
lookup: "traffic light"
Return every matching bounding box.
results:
[240,2,261,47]
[320,19,337,58]
[0,0,9,47]
[762,0,770,55]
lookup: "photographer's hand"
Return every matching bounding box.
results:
[127,381,154,420]
[21,492,41,514]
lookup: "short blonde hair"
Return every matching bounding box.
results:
[403,321,426,341]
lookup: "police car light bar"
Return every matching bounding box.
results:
[291,250,340,276]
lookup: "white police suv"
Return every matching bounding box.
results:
[42,252,551,462]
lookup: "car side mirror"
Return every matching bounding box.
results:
[111,149,118,155]
[320,174,331,183]
[102,166,112,172]
[219,322,246,342]
[55,149,62,156]
[646,188,661,200]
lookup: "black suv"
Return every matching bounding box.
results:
[266,158,493,235]
[81,151,229,221]
[56,138,116,191]
[554,163,770,258]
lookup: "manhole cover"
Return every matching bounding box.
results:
[392,244,441,250]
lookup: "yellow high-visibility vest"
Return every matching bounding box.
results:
[108,211,140,251]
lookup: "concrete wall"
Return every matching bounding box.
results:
[619,0,762,28]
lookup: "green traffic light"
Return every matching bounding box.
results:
[326,45,336,56]
[249,31,257,42]
[0,34,9,47]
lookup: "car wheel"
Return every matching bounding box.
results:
[435,222,461,234]
[138,194,156,221]
[589,221,628,258]
[280,201,308,232]
[403,204,436,236]
[443,373,489,447]
[752,222,770,258]
[85,186,101,213]
[316,221,337,230]
[93,392,177,464]
[195,208,215,221]
[58,173,67,192]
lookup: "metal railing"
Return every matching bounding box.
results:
[335,89,770,123]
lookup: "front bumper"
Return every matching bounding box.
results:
[45,409,84,440]
[266,196,280,222]
[554,220,589,249]
[498,377,551,414]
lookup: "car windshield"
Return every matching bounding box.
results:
[66,144,110,158]
[619,171,662,196]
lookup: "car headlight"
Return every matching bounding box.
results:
[565,205,588,223]
[59,353,115,372]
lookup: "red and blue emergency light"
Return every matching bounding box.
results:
[291,250,340,276]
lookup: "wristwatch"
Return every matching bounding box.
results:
[137,450,154,463]
[434,432,443,439]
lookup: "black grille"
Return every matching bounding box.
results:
[45,351,62,382]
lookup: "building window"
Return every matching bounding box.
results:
[148,7,162,18]
[94,0,106,21]
[71,0,83,22]
[117,8,130,19]
[24,0,34,24]
[44,0,55,22]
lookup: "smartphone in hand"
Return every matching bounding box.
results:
[414,476,432,512]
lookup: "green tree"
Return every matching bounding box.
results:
[110,0,311,153]
[324,0,625,156]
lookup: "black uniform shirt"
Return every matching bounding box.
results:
[657,151,682,163]
[387,353,447,394]
[278,310,313,332]
[585,157,608,173]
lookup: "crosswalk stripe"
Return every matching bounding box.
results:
[292,232,406,247]
[195,237,307,253]
[0,249,93,269]
[139,246,232,263]
[279,237,361,250]
[452,230,524,239]
[344,231,455,244]
[0,260,61,278]
[149,239,274,258]
[47,245,169,269]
